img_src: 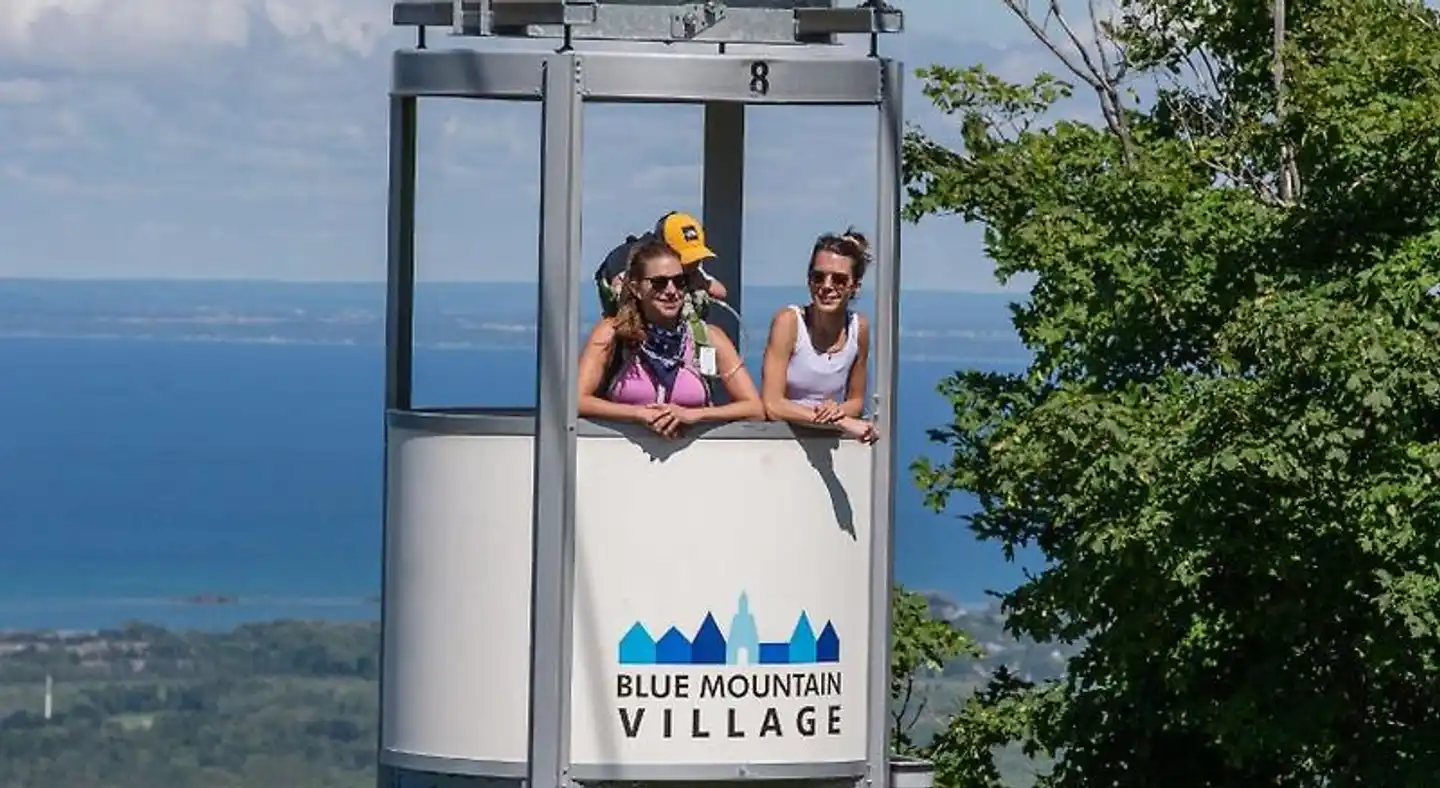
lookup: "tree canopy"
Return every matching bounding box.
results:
[904,0,1440,784]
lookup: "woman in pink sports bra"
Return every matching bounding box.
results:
[577,239,763,438]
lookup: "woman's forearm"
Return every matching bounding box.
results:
[764,397,820,425]
[698,400,764,423]
[762,402,853,437]
[579,396,648,424]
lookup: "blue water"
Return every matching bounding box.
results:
[0,337,1028,631]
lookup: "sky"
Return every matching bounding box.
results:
[0,1,1094,291]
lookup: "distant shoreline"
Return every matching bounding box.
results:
[0,332,1020,367]
[0,276,1025,296]
[0,596,382,635]
[0,594,379,608]
[0,591,986,637]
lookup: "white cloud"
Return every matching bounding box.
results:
[2,160,149,198]
[0,0,390,68]
[628,164,700,193]
[2,0,250,66]
[440,111,534,160]
[0,77,48,102]
[0,0,1039,291]
[261,0,388,55]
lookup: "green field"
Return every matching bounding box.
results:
[0,622,379,788]
[0,614,1058,788]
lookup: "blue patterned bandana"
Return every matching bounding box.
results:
[638,322,686,400]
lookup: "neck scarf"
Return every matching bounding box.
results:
[637,322,686,400]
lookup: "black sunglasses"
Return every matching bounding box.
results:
[645,274,687,292]
[809,270,853,288]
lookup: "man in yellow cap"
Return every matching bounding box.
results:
[653,211,728,301]
[593,211,728,319]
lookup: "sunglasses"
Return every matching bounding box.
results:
[645,274,687,292]
[809,270,853,288]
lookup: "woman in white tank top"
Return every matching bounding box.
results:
[760,229,878,443]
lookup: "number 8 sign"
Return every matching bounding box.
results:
[748,61,770,96]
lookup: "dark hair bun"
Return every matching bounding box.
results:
[840,229,870,256]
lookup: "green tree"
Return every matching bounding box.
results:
[904,0,1440,785]
[889,586,980,755]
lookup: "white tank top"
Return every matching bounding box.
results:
[784,305,860,406]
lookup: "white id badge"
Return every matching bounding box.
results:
[698,346,718,376]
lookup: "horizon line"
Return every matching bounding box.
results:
[0,275,1026,296]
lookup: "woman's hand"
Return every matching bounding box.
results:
[642,403,699,438]
[812,400,845,424]
[640,404,678,437]
[838,416,879,444]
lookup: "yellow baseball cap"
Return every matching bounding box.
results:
[655,211,716,266]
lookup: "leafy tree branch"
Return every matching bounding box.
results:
[905,0,1440,784]
[999,0,1136,161]
[889,587,980,755]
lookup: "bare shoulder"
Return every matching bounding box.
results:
[855,312,870,334]
[767,306,801,341]
[587,317,618,345]
[704,322,736,347]
[770,305,799,328]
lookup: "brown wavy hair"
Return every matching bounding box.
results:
[612,239,682,346]
[810,227,872,281]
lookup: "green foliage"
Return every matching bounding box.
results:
[1,677,377,788]
[0,621,379,788]
[906,0,1440,785]
[926,669,1060,788]
[0,620,380,686]
[890,587,981,754]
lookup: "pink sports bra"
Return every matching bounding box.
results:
[607,331,710,407]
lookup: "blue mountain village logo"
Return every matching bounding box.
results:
[619,591,840,666]
[612,592,845,741]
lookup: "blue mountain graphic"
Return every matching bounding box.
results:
[691,614,726,664]
[788,612,817,663]
[617,594,840,666]
[619,622,657,665]
[817,621,840,662]
[656,627,692,664]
